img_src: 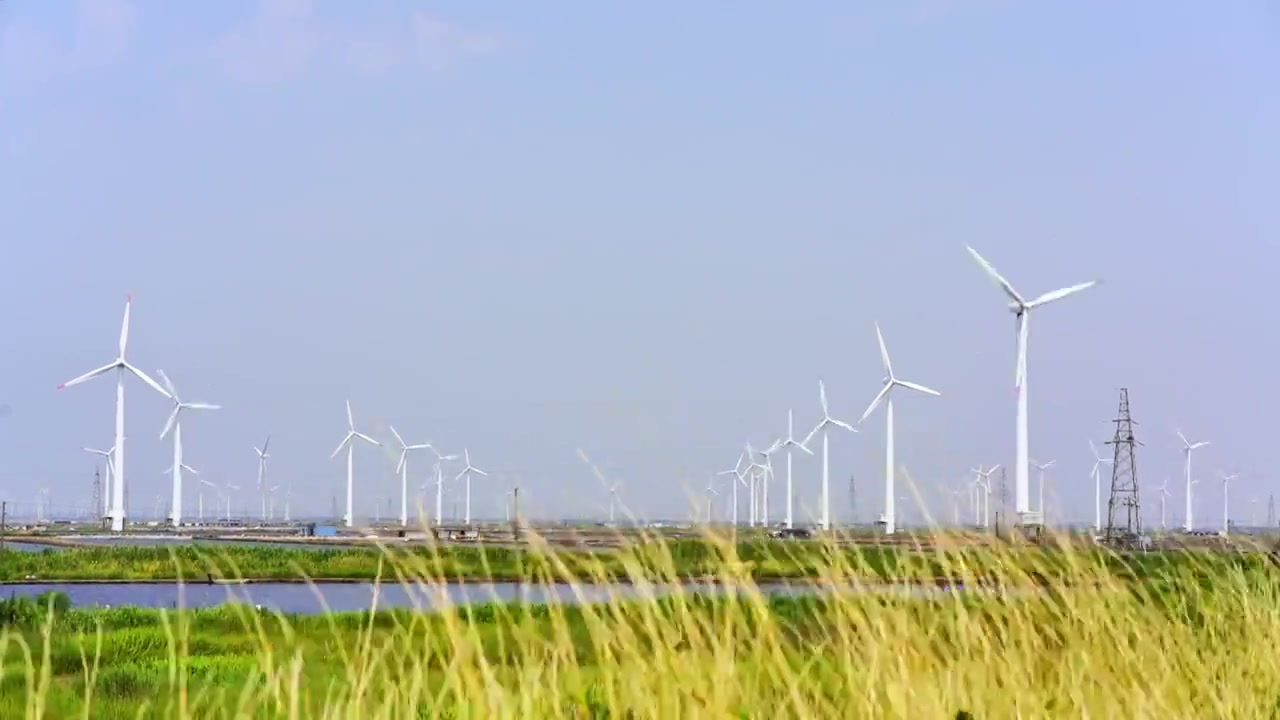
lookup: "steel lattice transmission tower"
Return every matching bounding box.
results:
[1105,388,1142,542]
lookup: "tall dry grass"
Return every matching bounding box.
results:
[0,528,1277,718]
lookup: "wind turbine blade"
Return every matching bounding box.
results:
[124,362,172,399]
[989,464,1001,473]
[182,463,198,475]
[186,402,220,411]
[1089,439,1100,459]
[389,425,405,449]
[160,405,180,440]
[395,451,408,475]
[262,435,272,454]
[119,294,131,358]
[1044,460,1056,469]
[858,383,892,425]
[353,431,381,446]
[473,467,490,477]
[793,440,815,455]
[57,362,118,390]
[966,246,1024,305]
[1191,441,1210,450]
[1175,429,1189,447]
[345,400,354,429]
[818,381,829,415]
[1028,281,1098,308]
[331,432,354,458]
[830,419,859,434]
[454,469,467,482]
[874,322,894,376]
[157,368,178,399]
[896,379,941,397]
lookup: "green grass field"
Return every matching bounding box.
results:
[0,533,1277,717]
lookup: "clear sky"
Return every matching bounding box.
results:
[1,1,1276,527]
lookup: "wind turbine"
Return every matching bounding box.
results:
[1031,459,1055,521]
[972,465,1000,527]
[389,426,430,527]
[744,442,765,526]
[58,294,172,532]
[223,483,239,521]
[157,369,219,528]
[1157,478,1169,531]
[454,449,489,526]
[253,435,272,522]
[704,483,719,523]
[777,410,813,529]
[268,485,281,520]
[1220,471,1238,536]
[1177,430,1210,532]
[756,439,782,527]
[427,445,458,525]
[1089,441,1112,532]
[607,480,623,524]
[163,458,198,519]
[801,381,857,531]
[966,247,1098,525]
[330,400,380,528]
[83,446,115,520]
[198,478,216,521]
[857,323,941,536]
[717,452,749,528]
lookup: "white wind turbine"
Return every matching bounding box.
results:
[198,478,216,521]
[1177,430,1210,532]
[857,323,941,536]
[163,458,198,518]
[223,482,240,521]
[157,369,219,528]
[1157,478,1170,531]
[284,484,292,523]
[777,410,814,529]
[966,247,1098,525]
[454,449,489,526]
[1220,471,1238,536]
[972,465,1000,527]
[330,400,380,528]
[253,435,272,522]
[1089,441,1113,532]
[389,427,430,527]
[607,480,623,524]
[757,439,782,526]
[268,485,281,520]
[717,452,749,528]
[427,445,458,525]
[83,445,116,520]
[1031,458,1055,520]
[743,442,765,526]
[704,483,719,523]
[801,382,857,531]
[58,294,172,532]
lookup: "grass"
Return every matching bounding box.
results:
[0,530,1277,717]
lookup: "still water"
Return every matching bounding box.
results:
[3,539,360,552]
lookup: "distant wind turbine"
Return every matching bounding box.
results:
[1177,430,1210,531]
[1031,458,1055,521]
[716,452,748,528]
[801,382,857,531]
[778,410,813,529]
[330,400,380,528]
[704,483,719,523]
[157,369,219,528]
[454,449,489,526]
[389,426,430,527]
[966,247,1098,525]
[83,445,116,520]
[58,294,172,532]
[1089,441,1112,532]
[744,442,765,526]
[253,435,272,522]
[972,465,1000,527]
[858,323,941,535]
[223,483,239,521]
[1157,478,1169,531]
[427,445,458,525]
[1220,471,1239,536]
[198,478,216,521]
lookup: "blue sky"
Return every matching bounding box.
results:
[1,1,1277,527]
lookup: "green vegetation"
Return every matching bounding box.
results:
[1,534,1278,716]
[0,536,1268,584]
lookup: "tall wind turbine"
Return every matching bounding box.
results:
[778,410,813,529]
[966,247,1098,525]
[1089,441,1112,532]
[704,483,719,523]
[1157,478,1169,531]
[1031,458,1055,520]
[58,295,172,532]
[1177,430,1210,531]
[857,323,941,536]
[717,452,748,528]
[223,483,239,521]
[83,446,115,520]
[1220,471,1239,536]
[330,400,380,528]
[607,480,623,524]
[163,459,198,522]
[427,445,458,525]
[744,443,765,526]
[454,449,489,526]
[801,382,857,531]
[389,426,430,527]
[757,439,782,526]
[157,369,219,528]
[972,465,1000,527]
[198,478,217,521]
[253,436,272,522]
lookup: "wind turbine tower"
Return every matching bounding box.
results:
[778,410,813,529]
[857,323,941,536]
[1177,430,1209,532]
[802,382,857,531]
[966,248,1099,526]
[58,295,172,531]
[254,436,272,522]
[454,449,489,526]
[330,400,380,528]
[157,369,219,527]
[1089,441,1112,532]
[390,427,429,527]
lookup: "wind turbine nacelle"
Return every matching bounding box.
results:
[1007,302,1023,314]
